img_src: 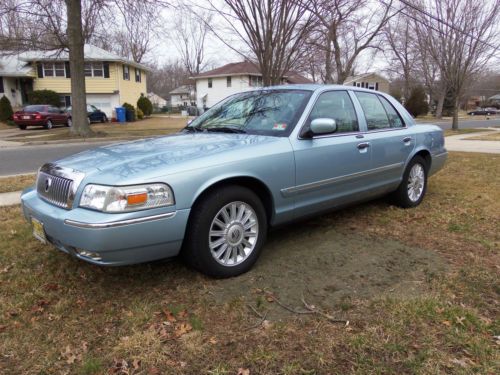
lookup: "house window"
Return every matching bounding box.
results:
[227,76,232,87]
[0,77,4,93]
[84,62,104,77]
[59,95,71,108]
[123,65,130,80]
[135,68,141,83]
[249,76,263,87]
[208,78,212,88]
[43,62,65,77]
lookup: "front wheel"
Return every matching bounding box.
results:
[101,115,108,123]
[182,185,267,278]
[391,156,428,208]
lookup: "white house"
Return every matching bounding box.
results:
[0,54,33,108]
[191,61,312,110]
[147,92,167,110]
[343,72,390,93]
[169,85,195,108]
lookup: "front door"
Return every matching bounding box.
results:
[289,90,373,218]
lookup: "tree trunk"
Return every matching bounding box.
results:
[66,0,91,136]
[435,91,445,119]
[452,96,460,130]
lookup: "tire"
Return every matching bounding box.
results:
[391,156,428,208]
[66,118,72,127]
[18,125,27,130]
[101,115,108,123]
[182,185,268,278]
[45,120,53,130]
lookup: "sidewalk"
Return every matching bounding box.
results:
[0,191,22,206]
[445,128,500,154]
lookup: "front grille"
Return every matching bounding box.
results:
[37,171,74,209]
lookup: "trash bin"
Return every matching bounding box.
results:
[115,107,126,123]
[125,109,136,122]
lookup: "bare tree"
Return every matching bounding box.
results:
[170,4,212,75]
[413,0,500,129]
[147,60,190,99]
[201,0,314,86]
[306,0,396,84]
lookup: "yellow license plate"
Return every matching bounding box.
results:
[32,217,47,244]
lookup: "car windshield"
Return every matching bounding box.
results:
[24,105,46,112]
[187,90,312,136]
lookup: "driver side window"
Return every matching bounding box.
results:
[306,91,359,134]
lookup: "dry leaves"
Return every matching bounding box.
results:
[60,342,88,365]
[237,368,250,375]
[109,358,141,374]
[149,308,193,341]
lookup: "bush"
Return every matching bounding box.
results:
[137,96,153,116]
[122,102,136,122]
[0,95,14,122]
[136,108,144,120]
[29,90,61,107]
[404,86,429,117]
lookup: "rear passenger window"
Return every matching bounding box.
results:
[355,92,390,130]
[379,96,404,128]
[306,91,359,134]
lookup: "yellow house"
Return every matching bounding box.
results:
[0,44,149,118]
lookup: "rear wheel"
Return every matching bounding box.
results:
[182,185,267,278]
[66,118,72,127]
[391,156,428,208]
[44,120,53,130]
[101,115,108,123]
[18,125,27,130]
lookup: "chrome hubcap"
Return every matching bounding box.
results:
[209,201,258,267]
[408,163,425,202]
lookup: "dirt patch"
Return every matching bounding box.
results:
[210,221,446,319]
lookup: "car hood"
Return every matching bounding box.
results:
[55,132,284,182]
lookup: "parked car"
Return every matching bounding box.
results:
[467,108,497,115]
[66,104,108,124]
[13,105,71,130]
[21,85,447,277]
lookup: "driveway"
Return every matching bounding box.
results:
[445,128,500,154]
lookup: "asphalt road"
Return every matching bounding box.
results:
[1,118,499,176]
[0,142,110,176]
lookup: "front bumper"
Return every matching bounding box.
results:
[21,188,190,266]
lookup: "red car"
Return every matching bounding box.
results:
[13,105,72,130]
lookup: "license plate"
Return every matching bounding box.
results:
[23,115,30,119]
[32,217,47,244]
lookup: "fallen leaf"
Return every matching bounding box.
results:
[174,322,192,338]
[442,320,451,327]
[450,358,468,368]
[237,368,250,375]
[132,359,141,370]
[455,316,466,326]
[148,367,161,375]
[177,309,188,319]
[265,295,274,303]
[209,336,218,344]
[163,309,176,322]
[44,283,59,291]
[435,307,445,314]
[0,324,7,332]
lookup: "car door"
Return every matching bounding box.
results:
[352,91,415,190]
[289,90,373,217]
[48,107,62,124]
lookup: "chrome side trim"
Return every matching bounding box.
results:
[281,162,404,197]
[64,211,176,229]
[433,151,448,158]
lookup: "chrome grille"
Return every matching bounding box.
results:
[37,171,74,209]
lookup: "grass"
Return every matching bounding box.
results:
[0,174,36,193]
[467,131,500,141]
[4,116,187,142]
[0,152,499,374]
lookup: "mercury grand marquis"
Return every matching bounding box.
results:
[21,85,447,277]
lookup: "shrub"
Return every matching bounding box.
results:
[404,86,429,117]
[136,108,144,120]
[29,90,61,107]
[0,95,14,122]
[122,102,136,122]
[137,96,153,116]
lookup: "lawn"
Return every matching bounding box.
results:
[0,152,498,374]
[0,174,36,194]
[4,116,187,143]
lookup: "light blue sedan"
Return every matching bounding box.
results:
[21,85,447,277]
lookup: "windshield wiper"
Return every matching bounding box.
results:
[205,126,247,134]
[183,126,203,133]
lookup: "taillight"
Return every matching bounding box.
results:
[13,114,18,120]
[35,113,42,120]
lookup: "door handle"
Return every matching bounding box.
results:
[403,137,412,143]
[357,142,370,150]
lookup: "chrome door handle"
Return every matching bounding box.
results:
[357,142,370,150]
[403,137,412,143]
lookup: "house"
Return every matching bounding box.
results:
[169,85,195,108]
[0,54,33,107]
[488,94,500,106]
[147,92,167,110]
[343,72,390,93]
[191,61,312,110]
[0,44,149,117]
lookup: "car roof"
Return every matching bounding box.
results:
[257,84,390,96]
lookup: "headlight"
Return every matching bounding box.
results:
[79,183,174,212]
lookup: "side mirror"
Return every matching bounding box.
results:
[310,118,337,135]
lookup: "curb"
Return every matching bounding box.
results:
[0,191,22,207]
